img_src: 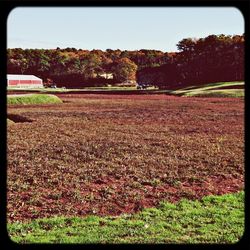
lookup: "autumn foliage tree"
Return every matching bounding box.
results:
[7,34,244,88]
[112,58,138,83]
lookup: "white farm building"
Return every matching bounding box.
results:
[7,74,43,88]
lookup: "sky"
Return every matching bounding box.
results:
[7,7,244,52]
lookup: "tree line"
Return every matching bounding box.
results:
[137,34,244,89]
[7,47,172,87]
[7,34,244,88]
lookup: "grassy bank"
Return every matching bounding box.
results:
[186,89,244,98]
[172,81,244,97]
[7,94,63,105]
[8,191,244,244]
[7,118,15,125]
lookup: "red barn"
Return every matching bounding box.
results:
[7,74,43,88]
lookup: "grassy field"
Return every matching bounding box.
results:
[7,85,157,91]
[7,81,244,97]
[7,94,62,105]
[8,191,244,244]
[7,91,244,243]
[7,87,82,92]
[7,86,142,93]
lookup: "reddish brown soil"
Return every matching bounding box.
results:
[7,94,244,222]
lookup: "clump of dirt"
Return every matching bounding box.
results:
[7,114,33,123]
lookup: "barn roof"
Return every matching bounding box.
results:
[7,74,42,80]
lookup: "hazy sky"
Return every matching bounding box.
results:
[7,7,244,52]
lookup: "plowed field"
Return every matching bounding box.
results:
[7,94,244,222]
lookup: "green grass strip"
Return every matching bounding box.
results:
[183,89,244,98]
[171,81,244,97]
[7,191,244,244]
[7,94,63,105]
[175,81,244,91]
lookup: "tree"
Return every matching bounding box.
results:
[19,58,29,74]
[81,53,103,79]
[38,53,50,74]
[113,58,138,82]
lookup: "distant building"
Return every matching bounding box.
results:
[98,73,114,79]
[7,74,43,88]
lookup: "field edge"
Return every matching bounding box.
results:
[7,191,244,244]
